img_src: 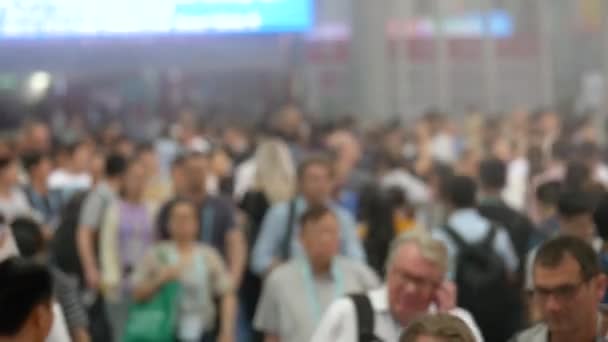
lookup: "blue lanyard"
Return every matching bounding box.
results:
[299,258,345,323]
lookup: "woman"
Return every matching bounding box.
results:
[100,159,157,338]
[131,199,236,342]
[400,313,476,342]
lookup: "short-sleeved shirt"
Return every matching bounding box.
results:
[131,242,232,333]
[78,182,117,231]
[0,188,33,223]
[156,196,236,256]
[254,256,380,342]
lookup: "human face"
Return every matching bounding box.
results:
[168,202,199,243]
[560,214,595,241]
[300,164,333,205]
[124,162,146,200]
[72,144,91,173]
[300,213,340,268]
[184,156,208,197]
[387,243,444,326]
[33,157,52,182]
[28,300,54,342]
[533,253,606,334]
[0,160,19,188]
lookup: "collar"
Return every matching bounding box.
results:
[369,286,390,312]
[448,208,478,221]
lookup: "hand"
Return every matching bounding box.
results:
[85,267,101,290]
[435,281,457,312]
[217,331,235,342]
[158,265,182,284]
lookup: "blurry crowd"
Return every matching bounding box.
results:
[1,104,608,342]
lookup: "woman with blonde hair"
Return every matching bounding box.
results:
[400,313,476,342]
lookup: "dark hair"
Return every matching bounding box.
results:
[0,257,53,336]
[442,176,477,209]
[168,198,199,221]
[564,161,591,191]
[135,142,155,156]
[577,141,601,160]
[558,190,595,218]
[479,158,506,190]
[297,155,334,180]
[105,153,128,178]
[299,205,335,228]
[594,193,608,241]
[21,152,48,173]
[10,217,44,258]
[551,139,572,161]
[534,235,600,281]
[400,313,475,342]
[536,181,562,206]
[171,154,186,169]
[0,155,15,170]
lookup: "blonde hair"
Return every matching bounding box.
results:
[254,139,296,204]
[400,313,476,342]
[385,230,448,274]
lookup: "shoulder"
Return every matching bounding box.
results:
[337,257,374,276]
[510,324,548,342]
[266,260,299,284]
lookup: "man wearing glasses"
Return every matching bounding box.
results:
[311,231,483,342]
[511,236,608,341]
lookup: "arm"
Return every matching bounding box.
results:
[77,227,100,290]
[131,266,178,302]
[251,205,287,276]
[217,292,237,342]
[72,328,91,342]
[225,212,247,288]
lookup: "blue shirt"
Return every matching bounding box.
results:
[250,197,366,276]
[433,208,519,280]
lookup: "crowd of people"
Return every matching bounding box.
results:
[0,104,608,342]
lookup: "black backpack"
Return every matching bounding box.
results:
[445,224,518,342]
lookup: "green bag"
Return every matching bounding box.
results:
[122,281,180,342]
[123,248,181,342]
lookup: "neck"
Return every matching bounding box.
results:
[551,325,597,342]
[31,178,47,195]
[481,188,502,198]
[106,178,121,192]
[175,240,194,251]
[310,258,332,276]
[125,193,141,203]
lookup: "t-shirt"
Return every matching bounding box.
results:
[131,242,232,335]
[78,182,117,231]
[156,196,236,256]
[254,256,380,342]
[48,169,92,201]
[0,188,33,223]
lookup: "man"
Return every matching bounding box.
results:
[525,190,602,291]
[529,181,561,249]
[0,257,55,342]
[250,156,365,277]
[511,236,608,341]
[48,140,93,201]
[20,120,51,153]
[254,205,380,342]
[21,152,63,233]
[76,154,127,342]
[157,152,247,289]
[433,175,519,341]
[477,158,534,266]
[311,231,482,341]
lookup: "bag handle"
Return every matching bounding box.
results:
[349,294,382,342]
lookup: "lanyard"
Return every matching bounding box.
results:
[299,258,345,323]
[200,204,215,244]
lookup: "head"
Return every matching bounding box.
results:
[298,156,335,206]
[136,143,160,178]
[557,190,596,241]
[478,158,506,194]
[210,148,233,179]
[90,151,106,185]
[536,181,562,219]
[21,121,51,153]
[113,136,135,159]
[183,152,209,199]
[171,155,187,196]
[122,159,146,201]
[167,199,199,244]
[299,205,340,270]
[21,152,52,185]
[66,140,91,173]
[385,232,448,326]
[104,154,128,186]
[326,130,362,183]
[254,139,296,204]
[532,236,606,335]
[400,313,476,342]
[577,142,602,169]
[564,161,591,192]
[275,104,303,138]
[440,176,477,211]
[0,156,19,189]
[0,257,54,342]
[10,217,45,259]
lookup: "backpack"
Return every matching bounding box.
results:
[444,224,518,342]
[349,294,382,342]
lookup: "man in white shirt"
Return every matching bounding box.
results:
[311,231,483,342]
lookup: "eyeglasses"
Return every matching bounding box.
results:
[392,268,441,293]
[533,280,589,302]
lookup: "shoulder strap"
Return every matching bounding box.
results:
[281,199,297,259]
[482,223,498,249]
[443,224,468,249]
[349,294,381,342]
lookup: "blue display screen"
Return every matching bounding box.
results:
[0,0,314,38]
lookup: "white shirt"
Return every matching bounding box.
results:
[381,169,430,205]
[233,158,256,201]
[311,287,484,342]
[48,170,92,192]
